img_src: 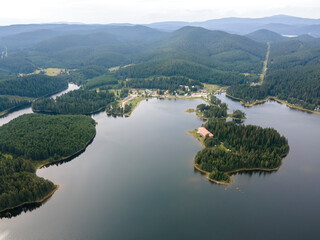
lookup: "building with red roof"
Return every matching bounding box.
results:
[197,127,213,138]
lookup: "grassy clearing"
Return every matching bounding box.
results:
[34,68,67,76]
[109,64,134,72]
[203,84,222,94]
[108,66,120,72]
[185,108,196,113]
[124,97,146,116]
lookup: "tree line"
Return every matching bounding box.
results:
[0,152,55,212]
[125,76,203,92]
[0,96,30,113]
[32,89,115,115]
[117,59,255,86]
[0,113,97,211]
[0,114,96,161]
[0,74,68,98]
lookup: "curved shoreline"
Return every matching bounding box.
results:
[193,161,280,185]
[226,93,320,115]
[0,129,96,216]
[193,163,231,185]
[0,102,32,118]
[36,130,96,169]
[189,129,283,185]
[0,185,59,214]
[0,84,69,118]
[32,106,106,116]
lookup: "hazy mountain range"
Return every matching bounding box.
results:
[0,15,320,42]
[145,15,320,36]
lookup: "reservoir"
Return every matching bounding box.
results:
[0,94,319,240]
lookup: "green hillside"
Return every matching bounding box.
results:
[227,38,320,111]
[246,29,285,42]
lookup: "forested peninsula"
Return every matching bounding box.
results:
[32,89,115,115]
[0,114,96,213]
[0,74,68,116]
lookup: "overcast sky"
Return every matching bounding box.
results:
[0,0,319,25]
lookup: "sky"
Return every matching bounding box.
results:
[0,0,319,25]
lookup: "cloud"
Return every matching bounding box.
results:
[0,0,319,25]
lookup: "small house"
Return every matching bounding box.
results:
[197,127,213,138]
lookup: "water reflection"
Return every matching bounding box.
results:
[0,83,81,218]
[232,118,244,124]
[1,97,320,239]
[234,169,276,177]
[0,83,79,127]
[40,137,95,169]
[1,202,43,219]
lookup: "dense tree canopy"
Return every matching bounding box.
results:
[195,119,289,183]
[232,110,246,119]
[126,76,203,92]
[227,39,320,111]
[0,96,30,114]
[196,103,227,119]
[0,114,96,161]
[0,74,68,98]
[32,89,115,115]
[85,74,118,89]
[117,59,255,85]
[0,113,97,212]
[0,171,55,212]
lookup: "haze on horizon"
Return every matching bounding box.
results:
[0,0,319,26]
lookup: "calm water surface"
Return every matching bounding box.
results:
[0,83,79,126]
[0,94,319,240]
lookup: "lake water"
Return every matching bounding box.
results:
[0,94,319,240]
[0,83,79,126]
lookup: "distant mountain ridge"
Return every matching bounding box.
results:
[145,15,320,36]
[1,15,320,39]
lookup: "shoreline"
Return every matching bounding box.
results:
[193,163,231,185]
[32,106,106,116]
[0,84,69,118]
[0,102,32,118]
[0,185,59,214]
[0,129,96,216]
[123,97,146,117]
[36,130,96,169]
[189,129,281,185]
[226,93,320,115]
[110,95,208,117]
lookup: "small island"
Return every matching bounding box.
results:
[188,95,246,120]
[0,114,96,213]
[190,97,289,184]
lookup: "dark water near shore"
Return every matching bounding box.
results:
[0,94,320,240]
[0,83,79,126]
